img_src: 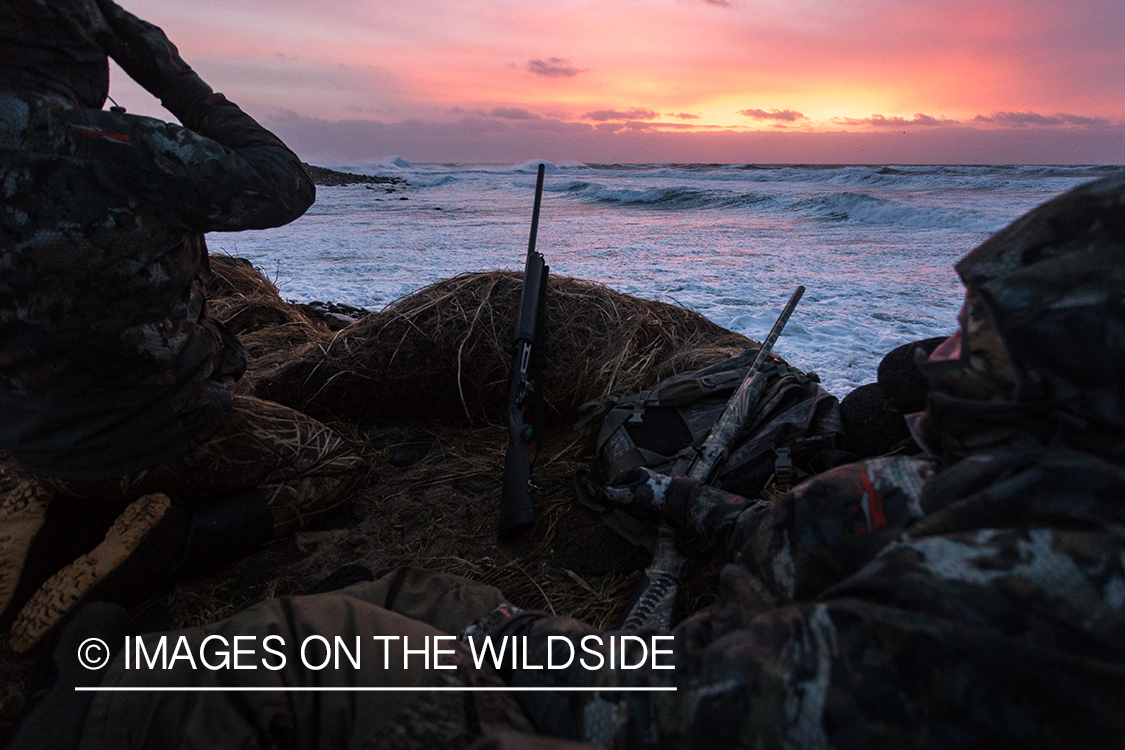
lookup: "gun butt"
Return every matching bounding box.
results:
[498,437,535,538]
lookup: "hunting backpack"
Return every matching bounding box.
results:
[577,347,844,507]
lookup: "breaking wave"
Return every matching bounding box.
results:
[550,181,773,210]
[793,192,997,230]
[549,180,995,230]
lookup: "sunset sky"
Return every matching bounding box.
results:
[110,0,1125,165]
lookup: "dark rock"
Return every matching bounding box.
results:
[295,301,371,331]
[877,336,946,413]
[299,300,370,319]
[302,163,405,187]
[388,442,432,468]
[840,382,911,457]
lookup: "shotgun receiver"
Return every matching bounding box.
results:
[676,284,805,482]
[498,164,549,539]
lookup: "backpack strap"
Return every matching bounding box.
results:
[573,398,615,431]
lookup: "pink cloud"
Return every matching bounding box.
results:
[492,107,541,120]
[975,111,1114,128]
[738,109,808,122]
[584,108,659,122]
[832,114,956,128]
[527,58,581,78]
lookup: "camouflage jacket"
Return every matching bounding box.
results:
[479,447,1125,749]
[0,88,314,478]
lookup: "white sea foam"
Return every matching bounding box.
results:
[207,163,1113,397]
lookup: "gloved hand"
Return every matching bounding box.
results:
[94,0,213,117]
[599,467,699,528]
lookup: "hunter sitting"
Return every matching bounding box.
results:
[0,0,365,653]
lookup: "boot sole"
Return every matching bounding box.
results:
[9,493,171,654]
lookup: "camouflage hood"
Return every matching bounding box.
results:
[921,173,1125,462]
[0,0,110,108]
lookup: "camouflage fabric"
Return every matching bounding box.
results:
[465,446,1123,749]
[0,1,315,479]
[451,175,1125,748]
[0,0,110,109]
[921,174,1125,463]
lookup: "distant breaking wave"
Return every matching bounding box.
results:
[327,160,1111,233]
[212,161,1106,396]
[550,180,995,231]
[550,181,773,210]
[793,192,997,231]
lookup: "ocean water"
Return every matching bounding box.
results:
[208,162,1116,397]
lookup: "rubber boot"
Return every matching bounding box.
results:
[89,487,275,606]
[9,488,273,653]
[8,493,171,653]
[2,491,120,631]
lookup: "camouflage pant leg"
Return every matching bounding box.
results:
[367,566,509,635]
[81,584,454,750]
[39,395,366,538]
[77,580,533,750]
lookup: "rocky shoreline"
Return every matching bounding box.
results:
[302,163,405,187]
[294,300,371,329]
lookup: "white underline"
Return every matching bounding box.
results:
[76,686,677,693]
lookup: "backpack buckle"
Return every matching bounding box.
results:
[628,391,650,425]
[774,447,793,487]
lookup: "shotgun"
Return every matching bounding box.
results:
[621,285,805,629]
[498,164,549,539]
[678,284,805,481]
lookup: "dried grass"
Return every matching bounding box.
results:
[166,259,762,629]
[167,259,761,622]
[246,270,752,426]
[207,255,335,373]
[1,257,761,740]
